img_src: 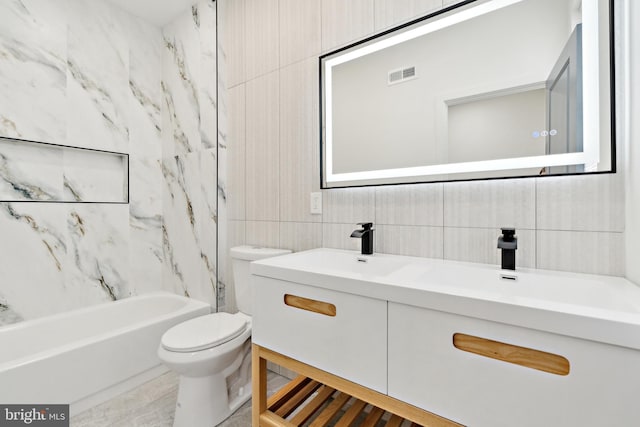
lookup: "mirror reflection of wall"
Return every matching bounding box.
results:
[332,0,576,173]
[447,88,546,175]
[323,0,613,187]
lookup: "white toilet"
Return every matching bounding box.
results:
[158,245,291,427]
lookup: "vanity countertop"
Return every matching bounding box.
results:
[251,248,640,350]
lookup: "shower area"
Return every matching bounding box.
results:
[0,0,233,413]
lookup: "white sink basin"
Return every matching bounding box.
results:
[257,248,417,278]
[254,248,640,313]
[404,262,640,313]
[251,248,640,351]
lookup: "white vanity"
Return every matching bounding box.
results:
[250,248,640,427]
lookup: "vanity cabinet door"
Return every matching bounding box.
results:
[252,276,387,394]
[387,302,640,427]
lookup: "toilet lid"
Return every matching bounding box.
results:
[161,313,248,352]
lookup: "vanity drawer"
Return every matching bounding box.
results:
[252,276,387,393]
[388,302,640,427]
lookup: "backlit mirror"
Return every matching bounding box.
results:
[320,0,615,188]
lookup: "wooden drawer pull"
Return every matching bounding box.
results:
[453,333,570,376]
[284,294,337,317]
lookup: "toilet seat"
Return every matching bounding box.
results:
[161,313,248,352]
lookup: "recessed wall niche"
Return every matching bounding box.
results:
[0,137,128,203]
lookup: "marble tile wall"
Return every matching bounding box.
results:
[216,0,233,311]
[0,137,128,203]
[0,202,130,322]
[161,1,218,307]
[0,0,212,325]
[0,1,67,144]
[127,9,165,299]
[218,0,626,310]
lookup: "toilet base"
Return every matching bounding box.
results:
[172,340,252,427]
[173,374,251,427]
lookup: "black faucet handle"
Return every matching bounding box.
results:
[501,227,516,241]
[357,222,373,230]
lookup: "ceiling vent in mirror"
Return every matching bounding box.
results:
[388,66,416,85]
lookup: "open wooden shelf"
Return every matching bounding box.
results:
[252,344,464,427]
[267,375,429,426]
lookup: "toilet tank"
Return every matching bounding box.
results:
[230,246,291,315]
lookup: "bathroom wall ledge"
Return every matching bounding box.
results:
[0,136,129,204]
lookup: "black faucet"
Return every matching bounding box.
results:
[497,228,518,270]
[351,222,374,255]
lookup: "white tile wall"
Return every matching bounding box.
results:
[377,225,444,259]
[323,187,376,224]
[228,84,246,221]
[373,0,442,30]
[279,58,321,223]
[219,0,245,88]
[626,0,640,285]
[375,184,443,226]
[245,0,279,80]
[536,174,625,232]
[280,222,323,252]
[444,179,536,229]
[279,0,322,67]
[537,230,624,276]
[321,0,375,52]
[246,221,281,247]
[245,72,280,221]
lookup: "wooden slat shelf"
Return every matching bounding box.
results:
[253,344,464,427]
[266,375,421,426]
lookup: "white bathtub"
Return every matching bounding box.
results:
[0,292,210,415]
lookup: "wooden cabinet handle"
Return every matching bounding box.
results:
[453,333,570,376]
[284,294,337,317]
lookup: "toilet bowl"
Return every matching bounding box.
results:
[158,246,291,427]
[158,312,252,427]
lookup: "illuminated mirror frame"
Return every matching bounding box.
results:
[320,0,616,188]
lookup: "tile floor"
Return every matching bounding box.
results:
[71,370,291,427]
